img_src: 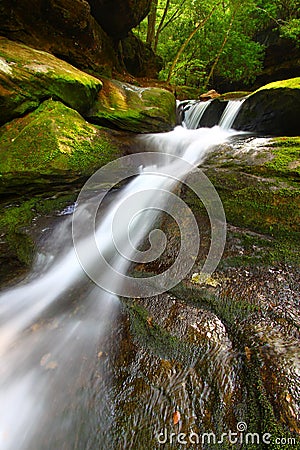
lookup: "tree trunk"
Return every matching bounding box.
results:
[166,5,219,83]
[154,0,171,52]
[204,6,238,88]
[146,0,158,48]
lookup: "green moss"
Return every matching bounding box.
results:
[0,99,120,181]
[0,37,102,123]
[198,169,300,239]
[124,300,192,363]
[88,78,176,133]
[183,167,300,267]
[256,77,300,92]
[264,137,300,177]
[0,192,76,265]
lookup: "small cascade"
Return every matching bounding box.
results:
[0,125,234,450]
[219,99,245,130]
[182,100,211,129]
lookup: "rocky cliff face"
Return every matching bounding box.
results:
[254,28,300,87]
[87,0,151,39]
[0,0,155,77]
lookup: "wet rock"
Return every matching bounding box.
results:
[233,77,300,135]
[115,294,243,446]
[200,136,300,241]
[199,89,220,100]
[198,98,227,127]
[0,37,102,125]
[0,99,134,194]
[87,78,176,133]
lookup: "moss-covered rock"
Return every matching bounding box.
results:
[87,78,176,133]
[0,99,130,193]
[0,192,77,273]
[0,37,102,124]
[182,136,300,268]
[233,77,300,135]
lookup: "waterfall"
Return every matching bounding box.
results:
[182,100,211,129]
[181,98,246,131]
[0,123,239,449]
[219,99,245,130]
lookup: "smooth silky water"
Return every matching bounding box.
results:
[0,102,255,449]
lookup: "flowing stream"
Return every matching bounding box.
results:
[0,104,245,449]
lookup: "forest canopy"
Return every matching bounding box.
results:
[133,0,300,89]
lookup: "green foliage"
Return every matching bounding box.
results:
[280,18,300,43]
[134,0,299,89]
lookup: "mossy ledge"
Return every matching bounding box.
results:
[233,77,300,135]
[87,78,176,133]
[0,191,77,280]
[0,37,102,124]
[0,99,127,194]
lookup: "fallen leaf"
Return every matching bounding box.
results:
[146,316,153,327]
[245,346,251,361]
[173,411,181,425]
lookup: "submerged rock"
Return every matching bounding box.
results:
[87,78,176,133]
[233,77,300,135]
[0,37,103,125]
[0,99,132,194]
[129,134,300,443]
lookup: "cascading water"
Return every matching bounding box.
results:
[181,98,246,130]
[181,100,211,129]
[0,105,243,449]
[219,99,246,129]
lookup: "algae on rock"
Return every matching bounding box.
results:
[233,77,300,135]
[87,78,176,133]
[0,99,126,193]
[0,37,102,125]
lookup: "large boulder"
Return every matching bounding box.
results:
[0,0,116,73]
[87,78,176,133]
[121,32,163,78]
[233,77,300,135]
[127,135,300,442]
[87,0,151,39]
[0,37,102,125]
[0,99,131,194]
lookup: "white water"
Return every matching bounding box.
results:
[182,100,211,129]
[182,99,245,130]
[0,122,237,449]
[219,99,245,129]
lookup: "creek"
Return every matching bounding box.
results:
[0,101,298,449]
